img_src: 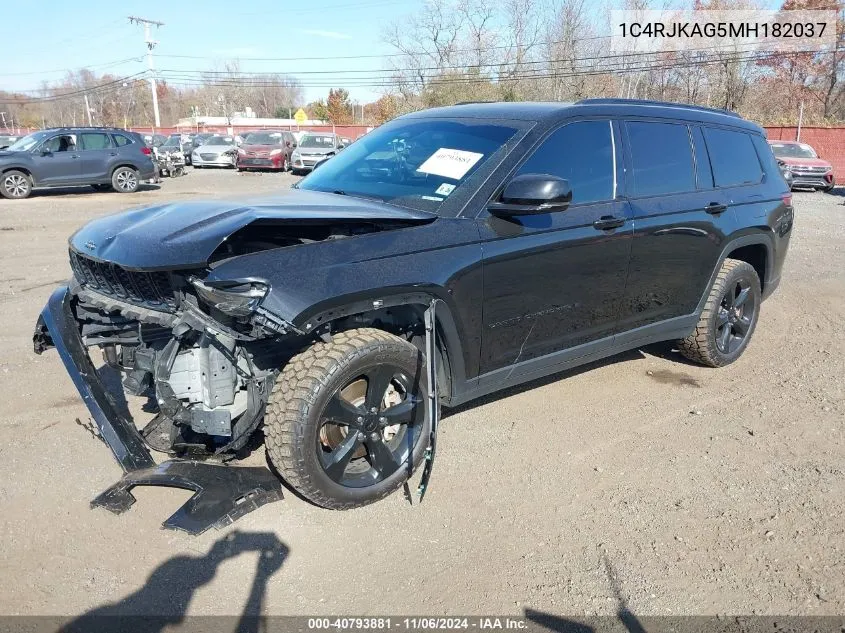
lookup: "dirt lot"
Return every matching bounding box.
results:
[0,168,842,619]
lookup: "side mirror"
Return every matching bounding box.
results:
[488,174,572,217]
[285,141,291,147]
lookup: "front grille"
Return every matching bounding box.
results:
[200,152,218,161]
[791,165,829,174]
[70,251,177,311]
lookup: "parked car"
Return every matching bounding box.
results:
[236,130,297,171]
[161,133,195,165]
[142,133,168,149]
[0,127,156,199]
[191,133,215,150]
[34,99,793,510]
[0,135,20,150]
[290,132,346,174]
[768,140,834,191]
[191,135,238,168]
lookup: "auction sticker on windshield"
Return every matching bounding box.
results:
[417,148,484,180]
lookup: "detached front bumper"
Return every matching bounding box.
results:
[34,286,155,472]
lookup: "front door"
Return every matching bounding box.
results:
[477,119,632,378]
[31,134,81,185]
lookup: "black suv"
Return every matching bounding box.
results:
[0,127,156,199]
[34,100,793,510]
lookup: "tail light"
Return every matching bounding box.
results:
[782,192,792,207]
[141,146,152,156]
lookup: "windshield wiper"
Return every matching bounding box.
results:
[330,190,385,202]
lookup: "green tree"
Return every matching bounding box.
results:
[326,88,353,124]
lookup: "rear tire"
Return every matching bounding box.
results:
[0,170,32,199]
[264,328,430,509]
[677,258,761,367]
[111,166,139,193]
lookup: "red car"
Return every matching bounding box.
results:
[236,130,297,172]
[768,140,835,191]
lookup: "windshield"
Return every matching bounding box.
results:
[770,142,818,159]
[298,118,519,213]
[162,136,182,148]
[206,136,235,146]
[300,134,336,149]
[244,131,284,145]
[7,131,49,152]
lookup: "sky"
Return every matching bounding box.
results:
[0,0,420,105]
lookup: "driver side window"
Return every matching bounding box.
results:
[516,120,615,205]
[42,134,76,153]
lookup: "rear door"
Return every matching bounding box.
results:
[78,132,116,181]
[617,120,747,332]
[477,118,633,377]
[30,133,81,185]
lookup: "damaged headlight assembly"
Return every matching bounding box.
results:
[190,277,269,317]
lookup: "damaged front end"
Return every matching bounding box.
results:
[32,251,305,532]
[36,250,304,460]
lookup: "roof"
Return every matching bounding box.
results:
[402,98,761,133]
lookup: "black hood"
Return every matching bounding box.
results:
[69,189,436,270]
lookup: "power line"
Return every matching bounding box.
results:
[0,56,142,78]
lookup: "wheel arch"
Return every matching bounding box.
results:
[110,163,140,176]
[293,290,469,404]
[695,233,774,314]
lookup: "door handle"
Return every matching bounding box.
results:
[71,154,79,159]
[593,216,625,231]
[109,152,118,156]
[705,202,728,215]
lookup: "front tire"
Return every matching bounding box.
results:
[265,328,430,509]
[111,166,139,193]
[677,258,761,367]
[0,170,32,199]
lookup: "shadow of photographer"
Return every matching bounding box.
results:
[59,530,289,633]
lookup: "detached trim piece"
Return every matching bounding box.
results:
[37,286,155,472]
[91,460,283,535]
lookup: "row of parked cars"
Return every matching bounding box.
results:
[145,129,353,175]
[0,126,355,199]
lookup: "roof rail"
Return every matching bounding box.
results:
[576,98,742,118]
[453,101,496,105]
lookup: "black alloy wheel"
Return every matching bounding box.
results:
[714,278,757,355]
[317,364,425,487]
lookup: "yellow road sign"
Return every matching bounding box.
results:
[294,108,307,123]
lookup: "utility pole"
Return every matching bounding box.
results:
[796,101,804,142]
[129,16,164,129]
[83,94,93,126]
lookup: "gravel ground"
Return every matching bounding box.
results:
[0,168,842,619]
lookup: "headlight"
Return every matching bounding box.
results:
[291,150,301,160]
[190,278,268,317]
[237,148,246,155]
[269,148,283,156]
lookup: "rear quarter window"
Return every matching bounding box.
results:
[112,134,134,147]
[702,127,763,187]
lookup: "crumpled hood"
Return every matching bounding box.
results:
[69,188,436,270]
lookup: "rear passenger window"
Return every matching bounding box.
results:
[79,133,112,150]
[113,134,133,147]
[702,127,763,187]
[517,120,614,205]
[627,121,695,196]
